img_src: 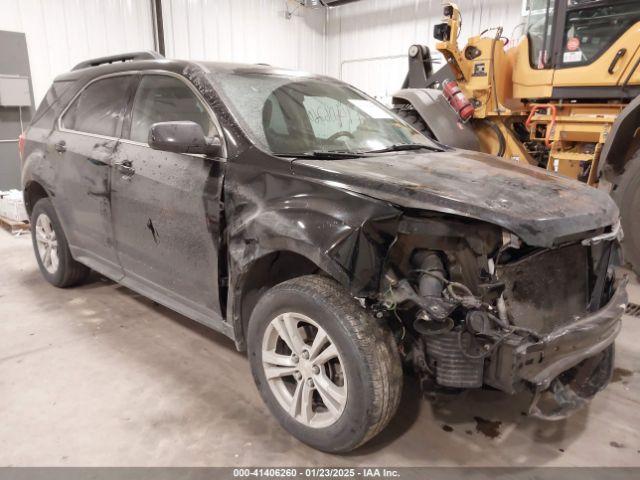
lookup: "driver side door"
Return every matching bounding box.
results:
[110,72,226,331]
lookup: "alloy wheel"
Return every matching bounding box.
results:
[261,312,348,428]
[35,213,59,274]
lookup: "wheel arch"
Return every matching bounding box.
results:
[229,248,342,351]
[23,180,51,217]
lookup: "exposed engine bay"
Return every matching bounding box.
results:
[374,215,626,420]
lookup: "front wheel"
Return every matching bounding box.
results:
[247,275,402,453]
[611,151,640,274]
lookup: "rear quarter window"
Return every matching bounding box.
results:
[31,80,75,127]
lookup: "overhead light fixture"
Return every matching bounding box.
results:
[300,0,362,8]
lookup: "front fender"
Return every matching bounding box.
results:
[226,158,401,293]
[224,153,402,347]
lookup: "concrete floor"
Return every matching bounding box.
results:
[1,228,639,467]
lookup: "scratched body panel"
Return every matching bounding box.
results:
[48,130,123,279]
[224,147,400,295]
[110,141,225,322]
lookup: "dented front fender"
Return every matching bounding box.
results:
[225,149,401,293]
[224,148,402,346]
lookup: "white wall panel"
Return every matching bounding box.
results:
[327,0,524,104]
[0,0,155,105]
[162,0,327,73]
[0,0,524,108]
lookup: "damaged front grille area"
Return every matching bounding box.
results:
[377,215,622,411]
[497,244,589,333]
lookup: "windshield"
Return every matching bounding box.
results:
[210,71,438,155]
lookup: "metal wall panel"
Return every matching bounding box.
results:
[0,30,33,190]
[327,0,524,104]
[0,0,523,108]
[0,0,155,105]
[161,0,327,73]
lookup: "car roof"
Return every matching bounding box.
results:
[54,52,330,84]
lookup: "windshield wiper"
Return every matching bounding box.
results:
[362,143,443,154]
[274,150,366,159]
[273,144,442,159]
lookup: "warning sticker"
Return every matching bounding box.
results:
[563,51,582,63]
[566,37,580,52]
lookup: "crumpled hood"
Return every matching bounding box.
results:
[292,149,619,247]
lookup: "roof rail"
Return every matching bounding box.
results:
[72,51,164,71]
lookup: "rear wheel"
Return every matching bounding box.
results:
[247,275,402,453]
[611,151,640,274]
[394,107,435,139]
[30,198,90,287]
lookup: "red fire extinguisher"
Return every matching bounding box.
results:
[442,80,475,122]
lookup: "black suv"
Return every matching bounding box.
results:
[20,51,627,452]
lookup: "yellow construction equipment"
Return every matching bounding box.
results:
[393,0,640,273]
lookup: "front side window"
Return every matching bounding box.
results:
[61,76,131,137]
[526,0,555,69]
[212,71,435,155]
[128,75,216,144]
[561,0,640,66]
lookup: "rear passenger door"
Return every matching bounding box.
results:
[54,74,135,279]
[110,73,226,327]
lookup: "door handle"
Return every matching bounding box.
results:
[114,159,135,176]
[54,140,66,153]
[608,48,627,74]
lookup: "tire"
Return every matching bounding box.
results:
[394,108,435,139]
[30,197,90,287]
[611,151,640,275]
[247,275,402,453]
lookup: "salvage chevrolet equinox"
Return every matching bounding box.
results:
[20,51,627,452]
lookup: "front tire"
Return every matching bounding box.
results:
[611,152,640,274]
[30,198,90,287]
[394,107,435,139]
[247,275,402,453]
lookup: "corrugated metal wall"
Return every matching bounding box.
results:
[161,0,327,73]
[0,0,524,106]
[0,0,155,105]
[327,0,525,104]
[159,0,523,104]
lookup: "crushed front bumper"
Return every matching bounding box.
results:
[485,276,628,396]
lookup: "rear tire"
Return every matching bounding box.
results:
[611,152,640,275]
[247,275,402,453]
[30,198,90,287]
[394,107,435,139]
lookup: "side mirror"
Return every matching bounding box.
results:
[148,121,222,156]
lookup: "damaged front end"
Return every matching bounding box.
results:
[376,215,627,420]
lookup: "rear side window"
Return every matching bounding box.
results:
[127,75,216,144]
[61,76,131,137]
